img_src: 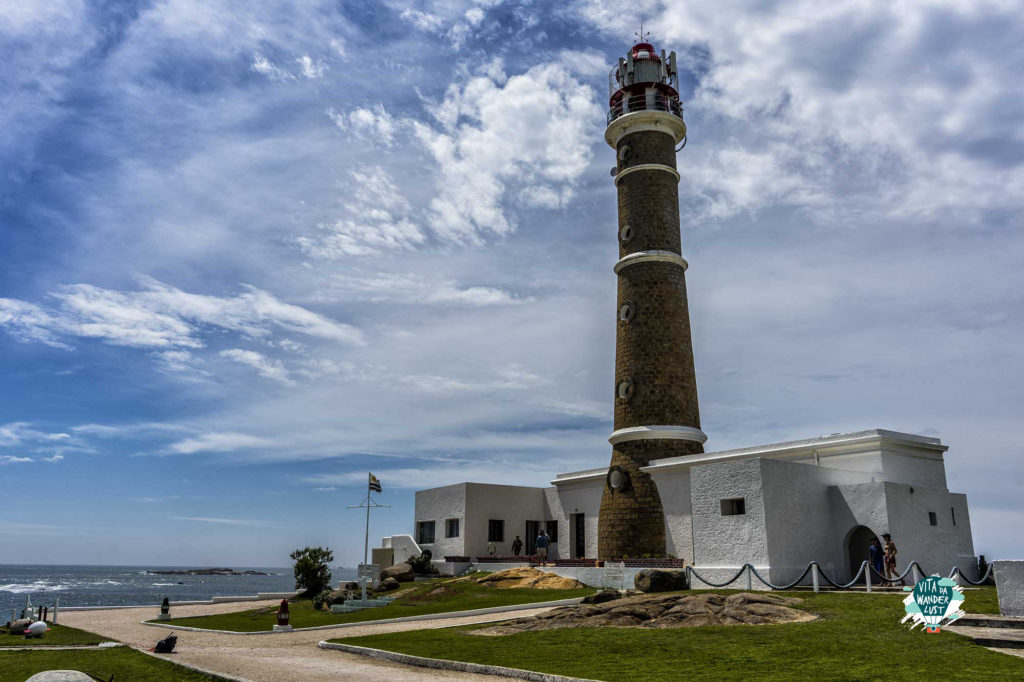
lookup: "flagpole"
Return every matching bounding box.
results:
[362,473,371,601]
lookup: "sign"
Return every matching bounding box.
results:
[901,576,965,633]
[357,564,379,578]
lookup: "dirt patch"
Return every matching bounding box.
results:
[471,592,815,634]
[475,567,585,590]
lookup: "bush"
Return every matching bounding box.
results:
[290,546,334,597]
[408,553,438,575]
[312,589,332,611]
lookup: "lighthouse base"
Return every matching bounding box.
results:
[597,439,703,561]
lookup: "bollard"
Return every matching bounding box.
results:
[746,564,752,591]
[53,599,58,625]
[812,563,820,593]
[866,562,872,593]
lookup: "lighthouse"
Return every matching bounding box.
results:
[597,39,707,560]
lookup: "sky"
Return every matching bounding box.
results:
[0,0,1021,568]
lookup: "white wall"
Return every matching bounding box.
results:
[549,480,602,558]
[880,451,948,489]
[465,483,548,556]
[883,483,976,578]
[650,469,693,563]
[414,483,467,559]
[690,459,769,578]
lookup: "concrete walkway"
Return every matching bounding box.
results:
[60,599,557,681]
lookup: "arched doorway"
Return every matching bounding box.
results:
[846,525,879,582]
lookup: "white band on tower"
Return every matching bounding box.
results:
[613,250,688,274]
[614,163,680,185]
[609,425,708,445]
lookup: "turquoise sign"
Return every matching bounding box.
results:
[901,576,965,633]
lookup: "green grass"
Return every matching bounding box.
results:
[0,647,225,680]
[0,623,114,647]
[159,575,594,632]
[331,587,1024,681]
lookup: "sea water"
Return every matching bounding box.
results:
[0,565,358,616]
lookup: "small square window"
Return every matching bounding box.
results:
[928,511,937,526]
[720,498,745,516]
[417,521,435,544]
[488,519,504,542]
[445,518,460,538]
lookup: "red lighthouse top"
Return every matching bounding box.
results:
[607,38,682,125]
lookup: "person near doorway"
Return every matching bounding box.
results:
[536,529,550,566]
[487,541,496,556]
[511,535,523,556]
[869,537,885,584]
[882,533,905,586]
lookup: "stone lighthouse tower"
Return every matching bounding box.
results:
[597,40,707,560]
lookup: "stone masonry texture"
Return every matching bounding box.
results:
[599,125,703,561]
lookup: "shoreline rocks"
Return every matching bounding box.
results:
[145,568,270,576]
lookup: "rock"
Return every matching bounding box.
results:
[582,589,620,604]
[476,567,586,589]
[27,673,95,682]
[326,589,347,605]
[469,591,814,635]
[380,563,414,582]
[379,577,400,591]
[341,581,360,591]
[9,619,31,635]
[634,568,688,592]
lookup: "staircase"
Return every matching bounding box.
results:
[947,614,1024,658]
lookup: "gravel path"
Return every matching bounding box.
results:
[60,599,555,681]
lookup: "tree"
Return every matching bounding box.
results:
[290,546,334,597]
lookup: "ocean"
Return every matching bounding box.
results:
[0,564,359,617]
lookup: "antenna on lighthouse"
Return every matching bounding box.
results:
[634,21,650,45]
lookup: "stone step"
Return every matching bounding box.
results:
[947,624,1024,649]
[957,614,1024,629]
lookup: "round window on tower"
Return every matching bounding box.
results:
[617,377,635,402]
[619,300,635,322]
[607,466,631,493]
[619,224,634,244]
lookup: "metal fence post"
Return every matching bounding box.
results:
[812,563,820,593]
[865,562,872,593]
[746,564,752,591]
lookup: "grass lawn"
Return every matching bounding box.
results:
[0,623,114,647]
[331,587,1023,681]
[158,575,594,632]
[0,647,224,680]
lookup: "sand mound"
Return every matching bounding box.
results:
[476,567,586,590]
[471,591,815,634]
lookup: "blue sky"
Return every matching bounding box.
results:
[1,0,1021,568]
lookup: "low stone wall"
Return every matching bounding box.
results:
[60,591,303,611]
[994,560,1024,617]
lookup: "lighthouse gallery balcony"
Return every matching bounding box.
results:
[607,94,683,125]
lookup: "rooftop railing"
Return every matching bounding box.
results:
[607,93,683,125]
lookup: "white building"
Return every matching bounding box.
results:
[411,429,978,583]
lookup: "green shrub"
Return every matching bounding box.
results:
[312,589,332,611]
[290,546,334,597]
[408,553,438,574]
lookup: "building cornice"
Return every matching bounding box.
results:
[605,110,687,148]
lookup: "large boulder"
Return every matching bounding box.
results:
[634,568,688,592]
[9,619,31,635]
[380,563,415,582]
[326,589,347,606]
[476,567,586,589]
[582,589,621,605]
[379,577,400,591]
[339,581,359,591]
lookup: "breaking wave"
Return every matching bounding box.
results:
[0,582,71,594]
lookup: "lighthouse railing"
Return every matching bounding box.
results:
[607,94,683,125]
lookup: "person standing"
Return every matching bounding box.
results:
[511,535,524,556]
[882,533,905,586]
[869,537,885,584]
[536,529,550,566]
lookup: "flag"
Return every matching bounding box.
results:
[368,473,382,493]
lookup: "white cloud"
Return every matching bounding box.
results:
[0,455,33,464]
[0,278,363,351]
[220,348,293,384]
[41,454,64,463]
[168,432,275,455]
[326,273,522,306]
[296,165,426,257]
[328,104,397,147]
[412,55,602,243]
[400,8,444,32]
[296,55,326,79]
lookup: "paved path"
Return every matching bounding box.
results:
[60,600,555,681]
